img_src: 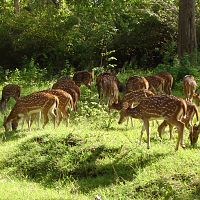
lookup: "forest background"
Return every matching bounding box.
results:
[0,0,200,79]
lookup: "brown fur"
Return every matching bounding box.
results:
[96,73,119,106]
[145,75,165,94]
[183,75,197,102]
[52,79,80,111]
[125,76,149,93]
[156,72,173,95]
[158,101,198,140]
[0,84,21,111]
[4,92,59,132]
[73,71,94,88]
[41,89,74,126]
[118,95,186,150]
[109,89,155,111]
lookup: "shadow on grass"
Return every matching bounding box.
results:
[1,132,171,192]
[2,132,199,194]
[0,130,27,142]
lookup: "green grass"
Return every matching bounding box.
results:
[0,79,200,200]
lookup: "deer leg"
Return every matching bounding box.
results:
[139,121,146,145]
[169,124,174,140]
[169,120,185,151]
[42,108,49,129]
[143,119,150,149]
[57,109,63,126]
[158,120,167,139]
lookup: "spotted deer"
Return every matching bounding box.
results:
[0,84,21,111]
[43,89,74,126]
[156,72,173,95]
[183,75,197,102]
[158,101,198,140]
[52,79,80,111]
[118,95,187,150]
[96,73,119,107]
[109,89,155,127]
[109,89,155,111]
[73,71,94,88]
[125,76,149,94]
[145,75,165,94]
[3,92,59,132]
[189,122,200,145]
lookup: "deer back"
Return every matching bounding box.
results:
[156,72,173,94]
[73,71,93,88]
[125,76,149,93]
[120,95,186,122]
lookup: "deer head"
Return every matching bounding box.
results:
[189,122,200,145]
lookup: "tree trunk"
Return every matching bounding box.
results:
[14,0,20,13]
[178,0,197,63]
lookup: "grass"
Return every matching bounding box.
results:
[0,77,199,200]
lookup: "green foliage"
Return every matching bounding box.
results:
[0,0,188,72]
[0,68,200,199]
[4,59,47,86]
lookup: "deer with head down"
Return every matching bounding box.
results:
[0,84,21,112]
[73,70,94,89]
[145,75,165,94]
[109,89,155,111]
[156,72,173,95]
[118,95,187,150]
[125,76,149,94]
[189,122,200,146]
[3,91,59,132]
[52,79,80,111]
[96,73,119,107]
[183,75,197,102]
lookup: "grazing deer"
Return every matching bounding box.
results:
[109,89,155,111]
[109,89,154,127]
[118,95,187,150]
[183,75,197,102]
[96,73,119,107]
[189,123,200,145]
[73,71,94,88]
[156,72,173,95]
[145,75,164,94]
[43,89,74,126]
[3,92,59,132]
[158,101,198,140]
[125,76,149,93]
[0,84,21,111]
[52,79,80,111]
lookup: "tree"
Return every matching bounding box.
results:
[178,0,197,63]
[14,0,20,13]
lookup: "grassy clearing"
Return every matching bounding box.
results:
[0,79,200,200]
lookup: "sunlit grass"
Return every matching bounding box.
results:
[0,79,199,200]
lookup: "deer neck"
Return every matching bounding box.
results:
[126,107,142,119]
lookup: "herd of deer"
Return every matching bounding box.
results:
[0,70,200,151]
